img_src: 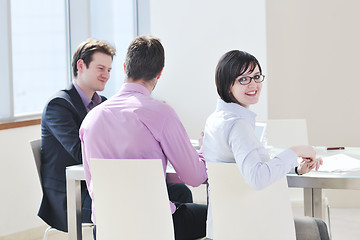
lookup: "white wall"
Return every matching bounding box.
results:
[0,125,42,237]
[267,0,360,147]
[145,0,268,139]
[266,0,360,207]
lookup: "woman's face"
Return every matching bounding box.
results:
[230,65,262,108]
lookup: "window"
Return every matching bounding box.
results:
[10,0,68,118]
[90,0,137,98]
[0,0,68,121]
[90,0,137,97]
[1,0,137,123]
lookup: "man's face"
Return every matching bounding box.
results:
[77,51,113,94]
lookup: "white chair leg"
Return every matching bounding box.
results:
[43,226,53,240]
[42,224,93,240]
[327,204,332,240]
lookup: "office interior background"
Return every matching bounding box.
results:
[1,0,360,238]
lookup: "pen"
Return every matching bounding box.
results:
[326,147,345,150]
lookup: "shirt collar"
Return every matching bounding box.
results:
[73,81,102,112]
[216,98,257,125]
[120,82,151,96]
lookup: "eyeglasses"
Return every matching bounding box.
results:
[235,74,265,85]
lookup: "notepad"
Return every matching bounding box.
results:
[317,154,360,172]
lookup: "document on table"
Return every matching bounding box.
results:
[317,154,360,172]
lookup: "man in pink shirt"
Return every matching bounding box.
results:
[80,36,208,240]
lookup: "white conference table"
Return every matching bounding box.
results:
[66,147,360,240]
[66,164,86,240]
[286,147,360,219]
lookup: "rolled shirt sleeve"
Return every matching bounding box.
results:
[160,110,208,187]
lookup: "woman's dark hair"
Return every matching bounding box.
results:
[215,50,262,103]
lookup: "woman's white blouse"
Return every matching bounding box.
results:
[203,99,299,238]
[203,98,298,190]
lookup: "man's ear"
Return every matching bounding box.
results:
[156,67,164,79]
[123,63,126,73]
[77,59,85,73]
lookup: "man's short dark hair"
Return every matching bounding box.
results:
[72,39,116,77]
[215,50,262,103]
[125,36,165,81]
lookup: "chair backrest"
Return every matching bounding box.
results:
[265,119,310,212]
[30,139,42,184]
[266,119,308,147]
[207,162,296,240]
[90,158,175,240]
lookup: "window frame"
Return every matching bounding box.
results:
[1,0,71,126]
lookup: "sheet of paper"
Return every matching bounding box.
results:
[317,154,360,172]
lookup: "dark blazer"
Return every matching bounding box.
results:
[38,84,106,232]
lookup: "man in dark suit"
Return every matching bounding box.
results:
[39,39,116,231]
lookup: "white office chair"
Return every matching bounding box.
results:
[90,158,175,239]
[265,119,331,238]
[265,119,309,148]
[30,139,93,240]
[207,162,297,239]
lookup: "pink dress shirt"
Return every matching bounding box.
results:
[80,82,208,224]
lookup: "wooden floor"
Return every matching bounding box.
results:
[330,208,360,240]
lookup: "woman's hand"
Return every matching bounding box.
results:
[297,157,323,174]
[290,145,323,174]
[198,131,204,148]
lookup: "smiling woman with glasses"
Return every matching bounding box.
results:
[202,50,329,240]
